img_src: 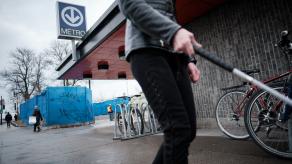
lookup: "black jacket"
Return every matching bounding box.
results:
[33,110,43,124]
[118,0,181,61]
[5,113,12,122]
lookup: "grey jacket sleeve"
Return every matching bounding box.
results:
[118,0,181,45]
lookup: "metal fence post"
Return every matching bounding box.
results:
[121,103,128,139]
[134,104,141,135]
[0,96,3,125]
[148,106,154,133]
[113,104,119,139]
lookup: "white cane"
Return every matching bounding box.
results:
[193,46,292,106]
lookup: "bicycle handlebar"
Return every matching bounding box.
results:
[281,30,289,40]
[130,94,141,98]
[277,30,292,55]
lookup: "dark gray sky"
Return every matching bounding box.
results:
[0,0,141,112]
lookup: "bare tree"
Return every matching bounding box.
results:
[44,40,71,65]
[34,55,52,94]
[44,40,79,86]
[0,48,48,100]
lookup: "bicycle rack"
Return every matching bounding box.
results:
[113,103,130,140]
[113,102,161,140]
[113,103,120,140]
[133,103,142,136]
[143,104,159,134]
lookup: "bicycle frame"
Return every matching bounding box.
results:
[233,70,292,116]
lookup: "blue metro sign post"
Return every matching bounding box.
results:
[56,2,87,61]
[57,1,87,40]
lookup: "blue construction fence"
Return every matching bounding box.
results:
[20,87,94,126]
[92,97,130,116]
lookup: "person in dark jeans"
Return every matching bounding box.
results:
[118,0,202,163]
[5,112,12,128]
[32,106,43,132]
[14,113,18,121]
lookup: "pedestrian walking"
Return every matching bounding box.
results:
[5,112,12,128]
[118,0,201,163]
[32,106,43,132]
[14,113,18,121]
[107,104,114,121]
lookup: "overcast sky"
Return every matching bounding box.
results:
[0,0,141,112]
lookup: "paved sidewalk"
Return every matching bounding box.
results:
[0,120,291,164]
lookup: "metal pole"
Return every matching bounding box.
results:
[134,104,141,135]
[88,80,91,89]
[113,104,119,139]
[151,107,158,133]
[121,104,128,138]
[16,95,19,114]
[148,106,154,133]
[126,103,132,137]
[71,40,77,61]
[0,96,2,125]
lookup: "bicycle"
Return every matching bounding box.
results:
[141,103,161,133]
[116,95,144,136]
[244,31,292,159]
[215,70,291,140]
[215,31,292,141]
[215,69,260,140]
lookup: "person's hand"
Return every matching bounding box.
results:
[187,62,200,83]
[173,28,202,56]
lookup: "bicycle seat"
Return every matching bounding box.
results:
[131,94,141,98]
[241,69,260,75]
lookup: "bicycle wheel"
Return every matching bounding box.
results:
[117,112,128,135]
[215,90,250,139]
[142,105,160,133]
[244,83,292,159]
[142,105,152,131]
[130,107,144,135]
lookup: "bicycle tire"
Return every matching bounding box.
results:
[130,107,144,135]
[117,112,128,135]
[244,82,292,159]
[142,105,161,133]
[215,90,250,140]
[142,105,151,131]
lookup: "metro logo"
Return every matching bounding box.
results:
[56,2,87,40]
[60,28,86,37]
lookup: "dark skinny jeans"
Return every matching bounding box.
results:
[130,48,197,164]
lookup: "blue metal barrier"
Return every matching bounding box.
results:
[20,87,93,126]
[92,97,130,116]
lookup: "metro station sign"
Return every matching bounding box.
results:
[56,2,87,40]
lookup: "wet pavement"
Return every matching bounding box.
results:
[0,120,291,164]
